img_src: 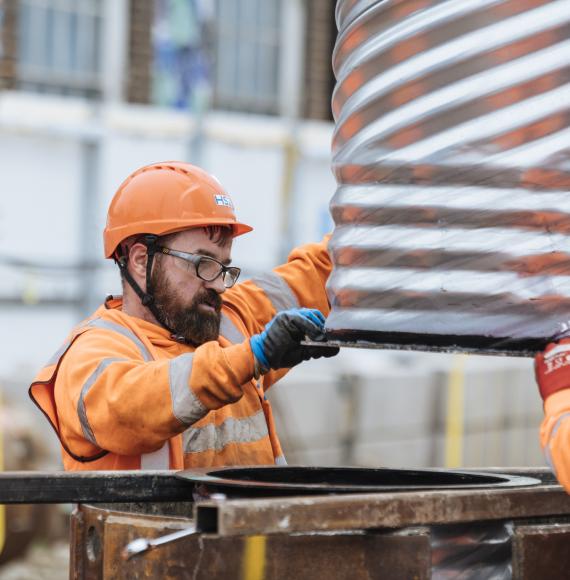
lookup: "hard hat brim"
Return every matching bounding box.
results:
[104,218,253,258]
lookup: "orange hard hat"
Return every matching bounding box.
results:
[103,161,253,258]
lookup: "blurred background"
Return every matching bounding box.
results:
[0,0,546,573]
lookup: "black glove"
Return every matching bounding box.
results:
[250,308,339,373]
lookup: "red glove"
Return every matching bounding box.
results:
[535,339,570,401]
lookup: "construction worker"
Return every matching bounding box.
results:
[30,161,339,471]
[535,338,570,492]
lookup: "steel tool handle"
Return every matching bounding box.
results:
[122,525,198,560]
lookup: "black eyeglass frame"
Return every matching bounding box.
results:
[158,246,241,288]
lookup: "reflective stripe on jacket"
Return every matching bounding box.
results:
[29,238,332,470]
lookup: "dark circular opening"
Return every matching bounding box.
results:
[209,466,505,487]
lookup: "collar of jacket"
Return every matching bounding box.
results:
[102,295,233,351]
[103,295,191,352]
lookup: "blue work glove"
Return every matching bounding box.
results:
[250,308,339,374]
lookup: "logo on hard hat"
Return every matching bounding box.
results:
[214,194,234,209]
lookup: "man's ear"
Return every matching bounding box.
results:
[128,242,148,285]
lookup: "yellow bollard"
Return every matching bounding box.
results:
[444,354,467,468]
[242,535,267,580]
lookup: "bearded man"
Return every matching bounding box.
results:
[30,161,338,471]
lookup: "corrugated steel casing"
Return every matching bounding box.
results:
[327,0,570,354]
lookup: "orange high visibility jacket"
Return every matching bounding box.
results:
[29,239,332,471]
[540,390,570,492]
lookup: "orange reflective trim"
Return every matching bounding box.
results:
[219,312,245,344]
[182,438,275,468]
[168,353,208,425]
[182,410,269,454]
[87,318,153,361]
[250,272,299,313]
[77,357,127,445]
[545,412,570,471]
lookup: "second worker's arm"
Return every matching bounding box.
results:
[535,339,570,492]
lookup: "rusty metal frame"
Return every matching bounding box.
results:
[194,470,570,537]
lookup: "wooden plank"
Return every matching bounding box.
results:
[0,471,194,504]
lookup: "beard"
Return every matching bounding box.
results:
[150,260,223,345]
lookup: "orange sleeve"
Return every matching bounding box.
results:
[224,236,333,337]
[55,329,255,457]
[222,236,333,388]
[541,389,570,492]
[189,340,255,408]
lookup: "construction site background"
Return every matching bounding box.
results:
[0,0,545,473]
[0,0,546,572]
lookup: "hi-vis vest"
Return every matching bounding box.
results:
[29,239,331,471]
[29,299,288,470]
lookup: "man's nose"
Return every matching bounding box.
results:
[204,274,226,294]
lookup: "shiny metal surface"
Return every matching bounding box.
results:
[328,0,570,353]
[178,466,539,496]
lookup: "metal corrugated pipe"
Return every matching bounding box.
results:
[327,0,570,354]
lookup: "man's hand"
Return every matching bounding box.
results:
[535,339,570,401]
[250,308,339,373]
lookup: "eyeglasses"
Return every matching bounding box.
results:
[158,246,241,288]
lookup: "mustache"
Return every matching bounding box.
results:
[193,288,223,312]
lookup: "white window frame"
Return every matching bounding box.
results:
[16,0,105,97]
[213,0,305,116]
